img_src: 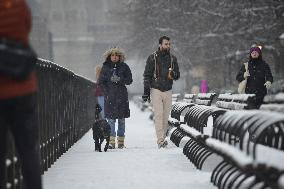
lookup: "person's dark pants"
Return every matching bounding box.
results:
[253,95,265,109]
[0,94,42,189]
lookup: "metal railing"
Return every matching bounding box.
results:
[4,58,96,189]
[168,93,284,189]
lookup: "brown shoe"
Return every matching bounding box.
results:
[158,140,168,148]
[109,143,115,149]
[109,136,116,149]
[117,136,125,149]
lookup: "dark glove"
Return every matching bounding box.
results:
[142,94,150,102]
[170,71,178,80]
[142,85,150,102]
[110,75,120,83]
[96,104,102,113]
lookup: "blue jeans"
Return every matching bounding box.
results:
[107,118,125,137]
[97,96,104,118]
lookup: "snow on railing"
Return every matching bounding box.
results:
[216,93,255,110]
[197,93,216,99]
[261,93,284,113]
[206,138,253,168]
[167,95,284,189]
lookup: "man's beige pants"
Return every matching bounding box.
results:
[151,88,172,145]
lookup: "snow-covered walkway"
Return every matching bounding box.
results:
[43,102,215,189]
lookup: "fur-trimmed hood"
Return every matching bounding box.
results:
[103,47,126,62]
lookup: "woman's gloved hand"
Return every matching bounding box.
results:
[243,71,250,79]
[110,75,120,83]
[264,81,272,89]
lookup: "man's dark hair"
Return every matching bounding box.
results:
[159,36,170,44]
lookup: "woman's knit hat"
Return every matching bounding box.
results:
[250,46,261,54]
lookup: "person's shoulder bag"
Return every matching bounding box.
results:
[152,51,174,80]
[237,62,248,94]
[0,38,37,80]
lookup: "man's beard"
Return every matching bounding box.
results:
[161,47,170,52]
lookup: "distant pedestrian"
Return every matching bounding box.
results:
[200,80,208,93]
[0,0,42,189]
[99,47,133,149]
[191,85,200,94]
[236,46,273,108]
[95,65,105,118]
[142,36,180,148]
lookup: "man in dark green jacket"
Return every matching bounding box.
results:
[142,36,180,148]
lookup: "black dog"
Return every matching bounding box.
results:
[92,104,111,152]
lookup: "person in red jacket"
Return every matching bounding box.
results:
[95,65,105,118]
[0,0,42,189]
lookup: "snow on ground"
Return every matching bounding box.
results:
[43,102,215,189]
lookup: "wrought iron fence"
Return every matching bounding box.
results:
[4,58,96,189]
